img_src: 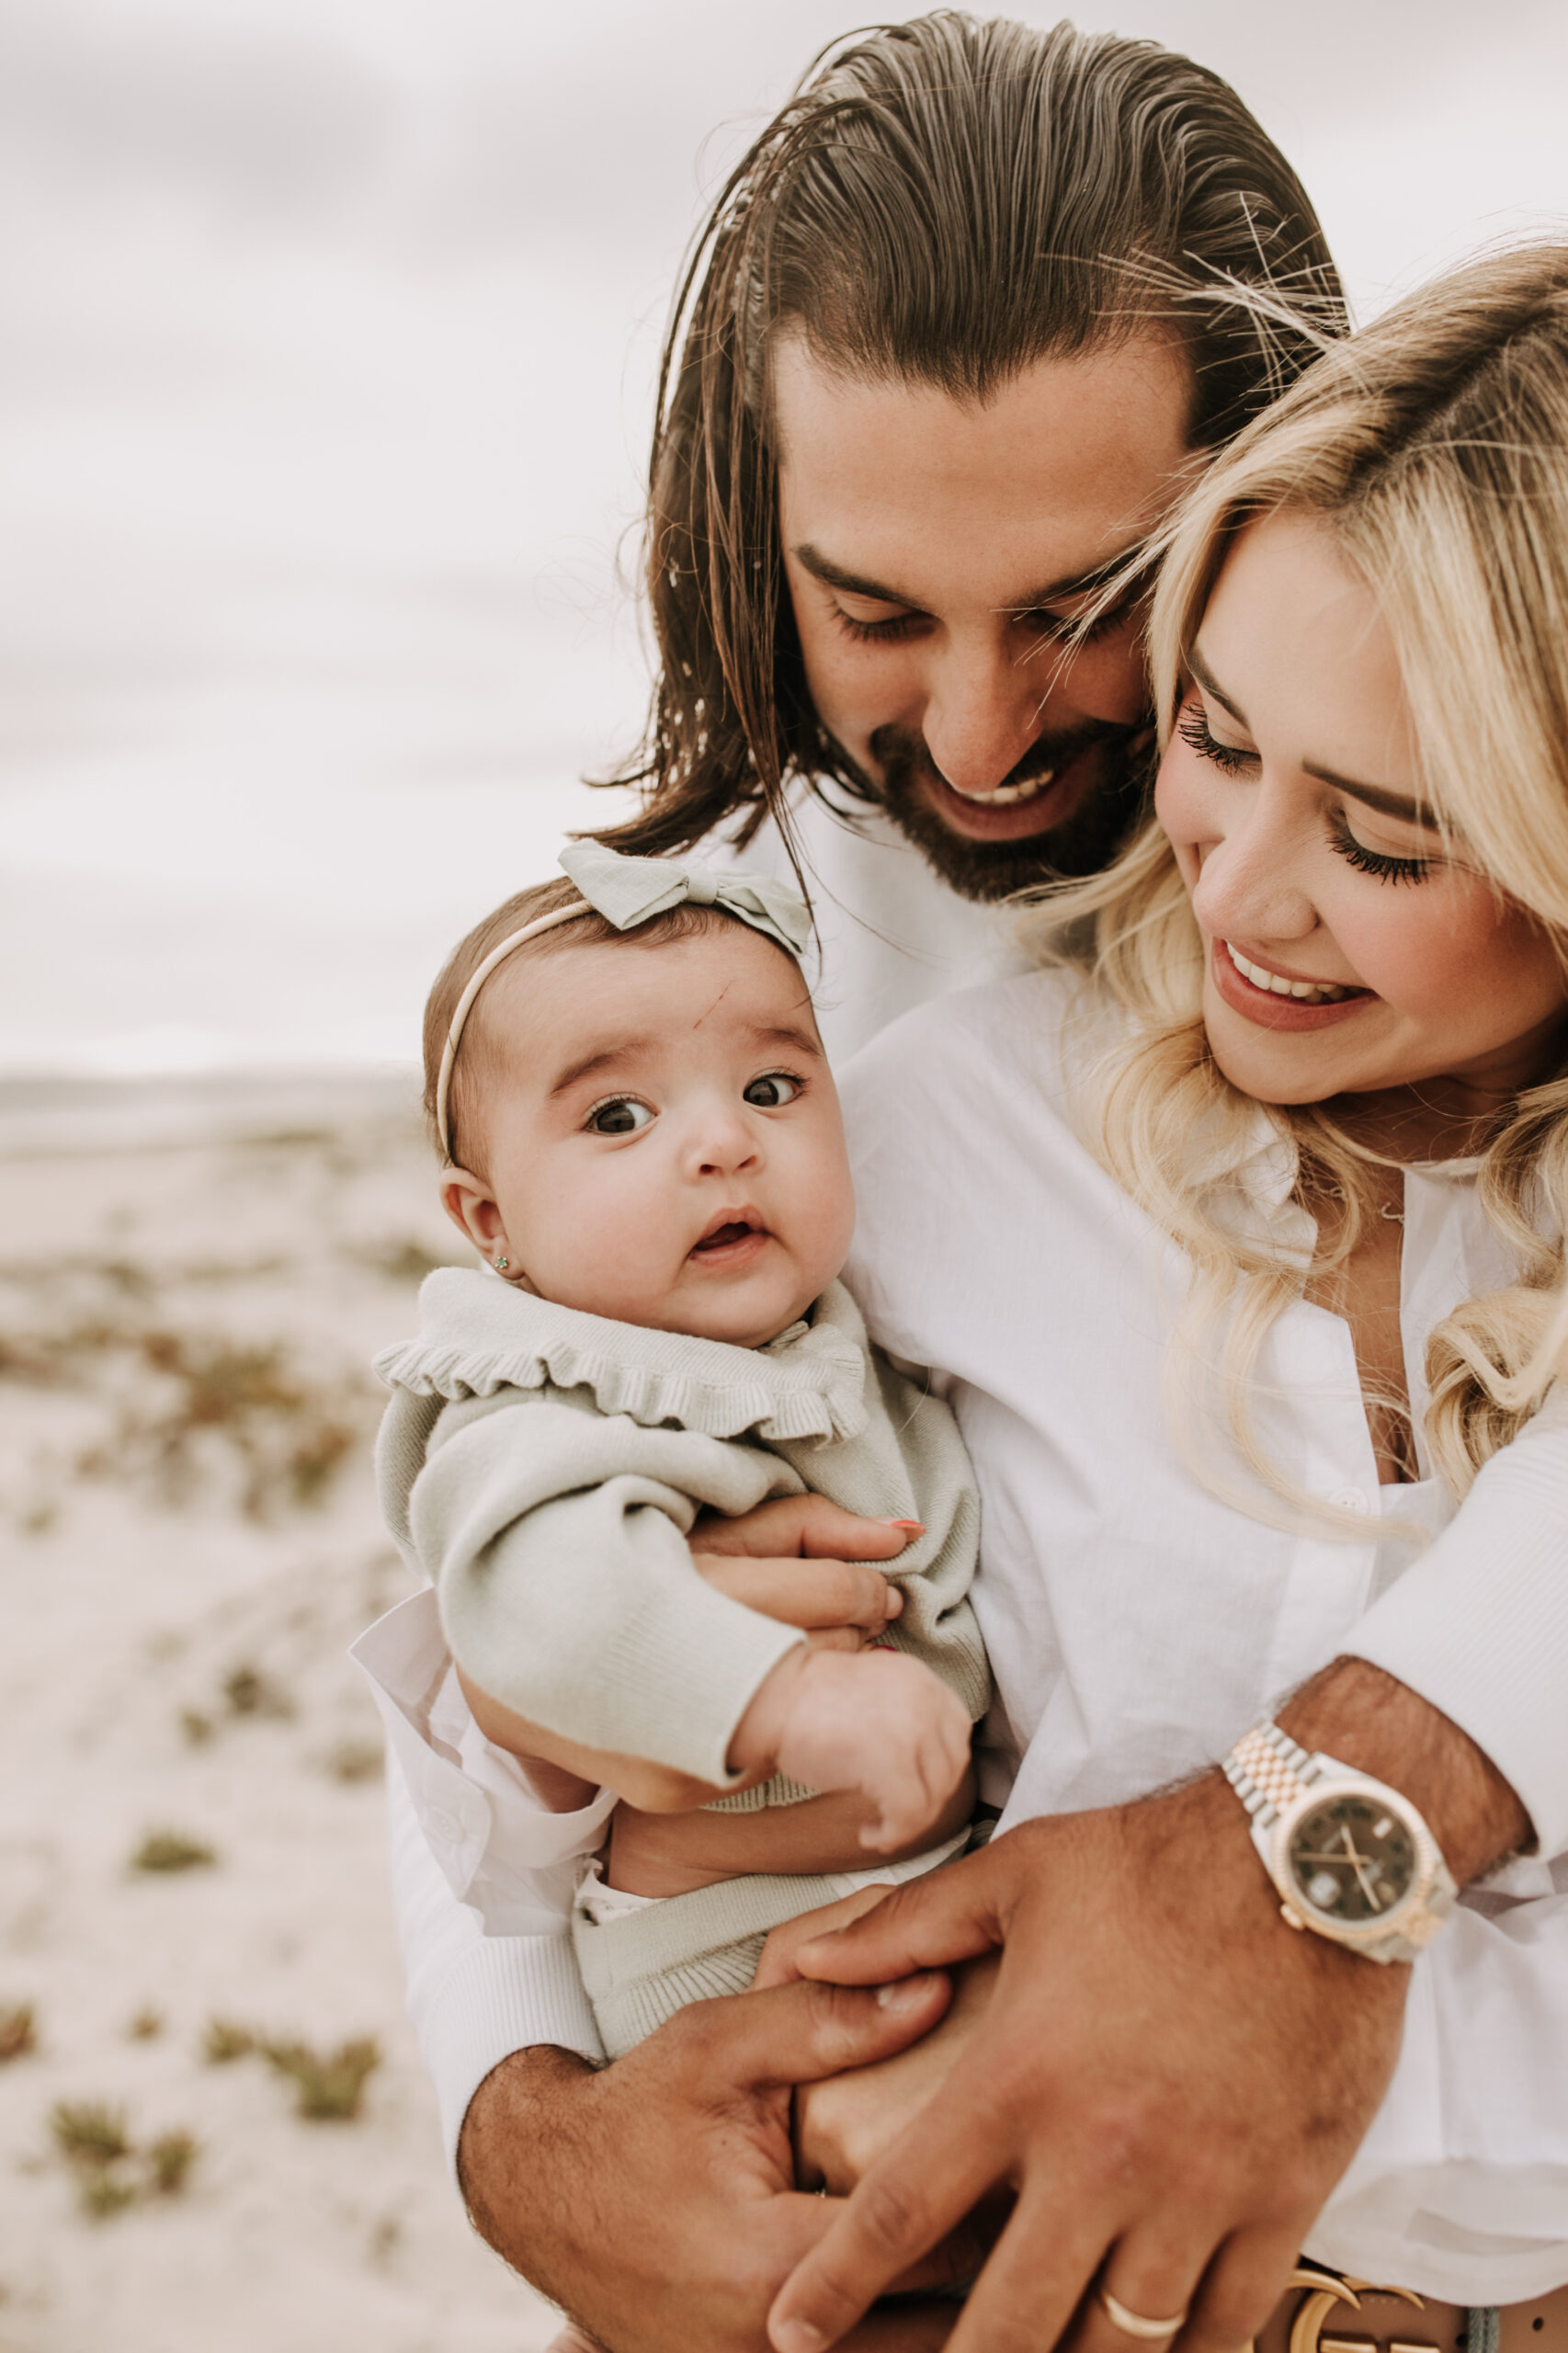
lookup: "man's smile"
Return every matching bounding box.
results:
[915,734,1108,841]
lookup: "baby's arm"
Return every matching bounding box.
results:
[457,1666,728,1814]
[456,1528,921,1818]
[411,1396,810,1782]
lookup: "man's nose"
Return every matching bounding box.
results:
[919,632,1053,799]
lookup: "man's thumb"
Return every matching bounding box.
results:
[720,1972,952,2090]
[790,1846,1004,1986]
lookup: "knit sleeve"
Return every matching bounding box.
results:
[408,1390,807,1789]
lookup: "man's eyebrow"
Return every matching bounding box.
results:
[1189,646,1436,829]
[1005,540,1155,614]
[792,537,1153,616]
[792,542,924,608]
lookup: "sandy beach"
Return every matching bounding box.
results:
[0,1074,561,2352]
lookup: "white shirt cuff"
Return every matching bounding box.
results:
[415,1928,605,2175]
[1344,1408,1568,1857]
[352,1587,617,1903]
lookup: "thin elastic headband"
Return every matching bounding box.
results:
[435,900,590,1161]
[434,842,814,1164]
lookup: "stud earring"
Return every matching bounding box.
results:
[494,1255,510,1274]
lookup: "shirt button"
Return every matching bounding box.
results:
[1330,1486,1371,1514]
[426,1808,460,1845]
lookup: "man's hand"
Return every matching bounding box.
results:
[766,1782,1404,2353]
[456,1976,971,2353]
[767,1662,1529,2353]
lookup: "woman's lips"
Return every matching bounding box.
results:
[1210,936,1375,1031]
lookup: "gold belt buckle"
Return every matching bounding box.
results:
[1254,2267,1444,2353]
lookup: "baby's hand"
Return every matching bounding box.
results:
[730,1647,971,1852]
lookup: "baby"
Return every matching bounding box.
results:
[374,841,990,2058]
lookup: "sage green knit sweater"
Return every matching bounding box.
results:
[374,1272,990,1795]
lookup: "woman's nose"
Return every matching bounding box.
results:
[1187,803,1318,943]
[919,633,1051,799]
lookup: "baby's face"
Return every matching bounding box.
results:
[447,922,857,1347]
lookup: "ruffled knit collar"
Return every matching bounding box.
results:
[372,1270,869,1446]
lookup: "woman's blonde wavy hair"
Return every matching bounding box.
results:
[1031,243,1568,1522]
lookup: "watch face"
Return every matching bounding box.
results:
[1285,1793,1416,1924]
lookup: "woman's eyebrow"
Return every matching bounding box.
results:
[1190,644,1435,828]
[1187,645,1248,727]
[1303,762,1436,828]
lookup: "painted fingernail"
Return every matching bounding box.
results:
[881,1518,926,1530]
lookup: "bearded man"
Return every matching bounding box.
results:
[358,20,1545,2353]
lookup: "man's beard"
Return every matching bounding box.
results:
[838,720,1153,903]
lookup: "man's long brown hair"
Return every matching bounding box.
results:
[597,11,1344,868]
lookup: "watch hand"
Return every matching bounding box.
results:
[1338,1825,1381,1905]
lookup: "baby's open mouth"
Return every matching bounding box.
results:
[690,1211,767,1259]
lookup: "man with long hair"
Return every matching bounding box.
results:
[364,20,1539,2352]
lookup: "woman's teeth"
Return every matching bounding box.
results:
[949,770,1054,806]
[1225,941,1354,1002]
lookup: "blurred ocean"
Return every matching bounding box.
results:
[6,0,1568,1079]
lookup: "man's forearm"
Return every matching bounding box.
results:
[1277,1656,1530,1883]
[459,2046,596,2296]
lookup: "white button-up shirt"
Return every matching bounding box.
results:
[358,860,1568,2303]
[838,971,1568,2304]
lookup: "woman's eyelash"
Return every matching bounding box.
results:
[1176,700,1256,775]
[1178,698,1434,885]
[1327,809,1431,886]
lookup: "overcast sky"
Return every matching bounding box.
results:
[5,0,1568,1075]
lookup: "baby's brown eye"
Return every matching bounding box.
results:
[744,1073,801,1108]
[586,1097,653,1135]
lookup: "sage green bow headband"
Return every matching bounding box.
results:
[435,841,813,1161]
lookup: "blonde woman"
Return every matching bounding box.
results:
[762,244,1568,2353]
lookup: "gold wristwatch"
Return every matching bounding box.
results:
[1223,1722,1458,1963]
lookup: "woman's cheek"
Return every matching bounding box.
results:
[1153,747,1207,885]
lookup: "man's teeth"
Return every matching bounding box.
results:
[948,770,1054,806]
[1225,942,1352,1003]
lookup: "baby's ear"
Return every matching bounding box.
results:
[438,1167,506,1261]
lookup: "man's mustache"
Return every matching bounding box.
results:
[869,717,1148,797]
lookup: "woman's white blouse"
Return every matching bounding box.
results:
[839,970,1568,2303]
[360,960,1568,2303]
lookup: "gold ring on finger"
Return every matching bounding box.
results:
[1098,2288,1191,2341]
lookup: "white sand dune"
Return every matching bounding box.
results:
[0,1075,561,2352]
